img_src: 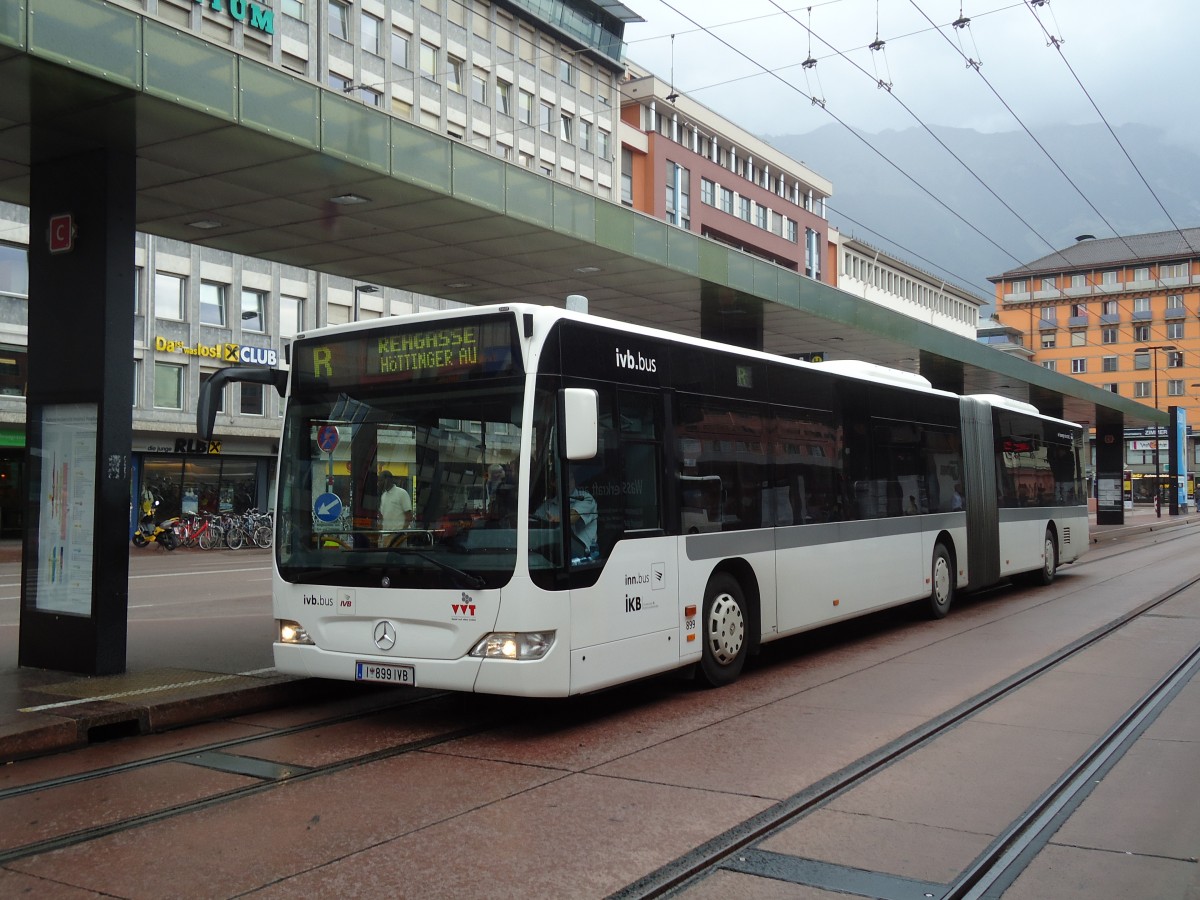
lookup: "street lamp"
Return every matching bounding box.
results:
[353,284,378,321]
[1146,344,1176,517]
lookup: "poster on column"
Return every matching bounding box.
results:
[36,403,97,615]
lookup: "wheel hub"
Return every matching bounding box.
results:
[707,594,745,665]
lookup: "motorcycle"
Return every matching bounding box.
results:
[132,499,179,550]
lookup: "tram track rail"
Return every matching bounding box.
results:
[0,688,504,866]
[611,571,1200,899]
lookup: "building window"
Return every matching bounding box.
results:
[620,147,633,205]
[738,196,750,221]
[362,12,381,55]
[154,272,184,320]
[1168,351,1184,368]
[1039,305,1056,321]
[241,382,264,416]
[596,129,610,159]
[280,295,303,338]
[199,281,227,326]
[154,362,184,409]
[1102,299,1118,316]
[560,113,573,143]
[701,178,715,206]
[1168,322,1185,340]
[1161,262,1188,279]
[1168,379,1185,396]
[1134,352,1150,370]
[579,119,591,152]
[1070,331,1086,346]
[1071,358,1087,374]
[1133,266,1150,282]
[1101,270,1118,285]
[1102,383,1119,394]
[1011,279,1027,294]
[1133,324,1150,341]
[1134,381,1151,398]
[282,0,303,20]
[328,0,349,40]
[496,79,511,115]
[1070,302,1087,317]
[420,41,437,80]
[1042,361,1057,371]
[1071,274,1086,288]
[472,68,488,104]
[755,204,767,229]
[1041,334,1056,349]
[241,289,266,333]
[719,187,733,214]
[391,29,410,67]
[1041,277,1056,292]
[1167,293,1185,310]
[539,102,554,134]
[447,56,464,93]
[1102,356,1118,372]
[559,57,575,85]
[518,89,533,125]
[784,218,797,242]
[201,371,225,414]
[1133,296,1151,313]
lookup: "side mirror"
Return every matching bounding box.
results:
[561,388,598,461]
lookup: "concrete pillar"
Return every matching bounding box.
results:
[19,139,136,674]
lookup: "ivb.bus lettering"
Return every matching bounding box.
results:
[615,347,657,373]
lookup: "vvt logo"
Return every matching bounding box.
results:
[615,347,657,373]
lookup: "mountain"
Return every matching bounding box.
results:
[765,123,1200,310]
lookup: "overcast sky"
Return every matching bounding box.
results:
[623,0,1197,148]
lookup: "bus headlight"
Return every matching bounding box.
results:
[469,631,555,661]
[278,619,314,645]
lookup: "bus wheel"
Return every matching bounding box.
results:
[1019,528,1057,587]
[926,543,954,619]
[699,573,748,688]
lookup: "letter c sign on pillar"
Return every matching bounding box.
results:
[48,213,74,253]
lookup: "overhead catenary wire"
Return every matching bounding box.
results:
[1023,0,1198,255]
[642,1,1187,354]
[651,0,1033,286]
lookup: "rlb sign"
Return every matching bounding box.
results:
[193,0,275,36]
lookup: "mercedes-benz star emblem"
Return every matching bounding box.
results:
[373,620,396,651]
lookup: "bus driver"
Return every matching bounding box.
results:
[536,470,598,557]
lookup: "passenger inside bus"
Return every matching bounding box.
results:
[534,470,598,559]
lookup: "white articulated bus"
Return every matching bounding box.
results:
[199,304,1088,696]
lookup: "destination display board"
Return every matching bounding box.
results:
[295,315,521,392]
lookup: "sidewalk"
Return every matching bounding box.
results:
[0,507,1197,763]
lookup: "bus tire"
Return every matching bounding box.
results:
[699,573,749,688]
[926,543,954,619]
[1018,528,1057,587]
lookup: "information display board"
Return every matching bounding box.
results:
[294,315,520,393]
[34,403,97,615]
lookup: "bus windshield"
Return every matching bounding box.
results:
[276,315,526,590]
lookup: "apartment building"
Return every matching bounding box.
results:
[991,227,1200,501]
[618,68,832,281]
[830,233,984,339]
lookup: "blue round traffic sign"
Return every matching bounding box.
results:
[316,424,340,453]
[314,492,344,523]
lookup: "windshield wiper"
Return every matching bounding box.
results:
[385,547,486,590]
